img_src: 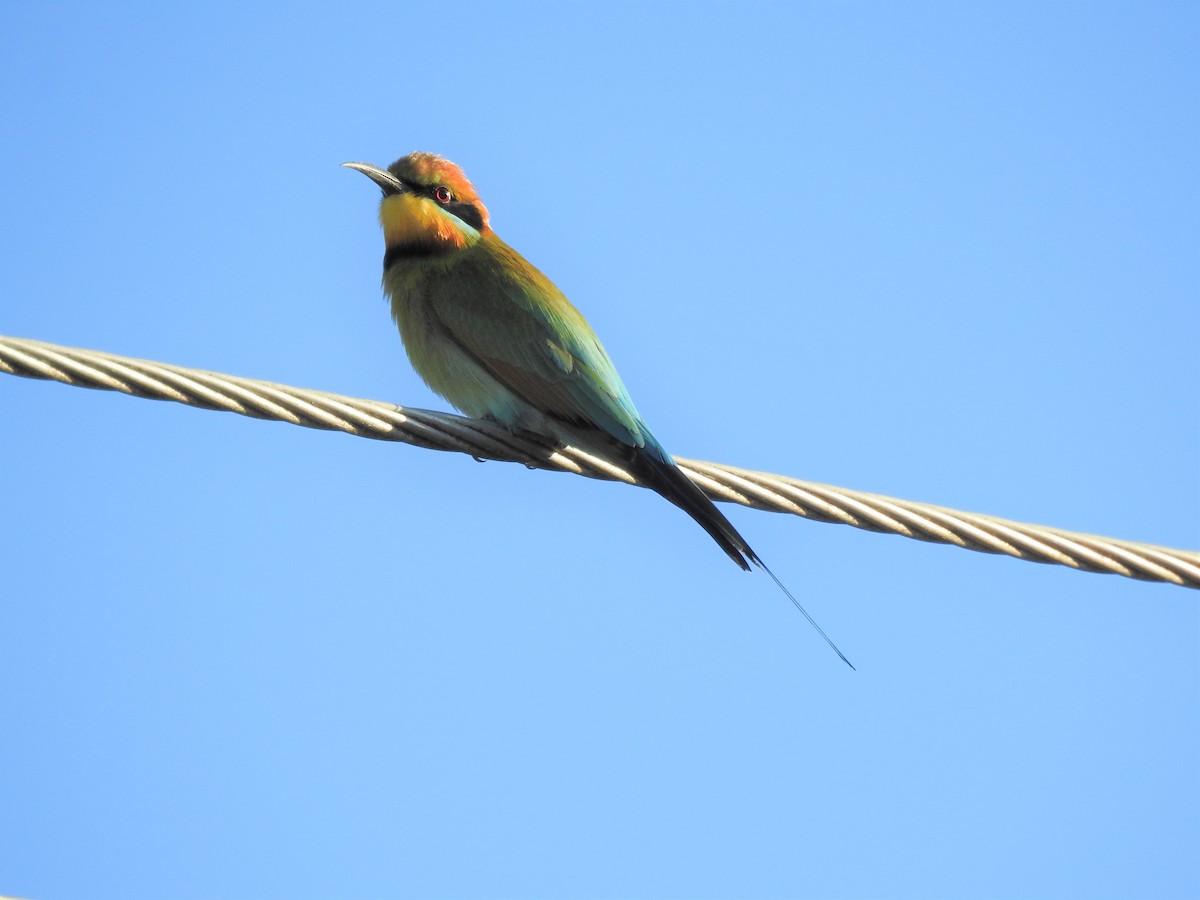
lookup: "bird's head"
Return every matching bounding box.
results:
[343,152,490,258]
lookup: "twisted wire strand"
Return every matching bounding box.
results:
[4,334,1197,590]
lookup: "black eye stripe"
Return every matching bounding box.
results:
[397,179,482,231]
[446,200,484,232]
[395,177,449,203]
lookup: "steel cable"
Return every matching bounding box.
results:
[3,334,1196,589]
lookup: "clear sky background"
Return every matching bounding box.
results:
[1,3,1197,899]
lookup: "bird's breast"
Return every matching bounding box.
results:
[382,262,529,427]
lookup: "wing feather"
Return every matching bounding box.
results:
[427,236,650,448]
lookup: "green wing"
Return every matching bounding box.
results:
[427,235,650,449]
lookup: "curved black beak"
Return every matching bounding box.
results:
[342,161,407,197]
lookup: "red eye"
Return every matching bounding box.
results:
[433,186,453,204]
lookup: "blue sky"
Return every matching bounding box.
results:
[1,3,1197,898]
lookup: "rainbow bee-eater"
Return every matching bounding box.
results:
[345,152,851,667]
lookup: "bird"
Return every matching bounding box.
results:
[345,152,852,668]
